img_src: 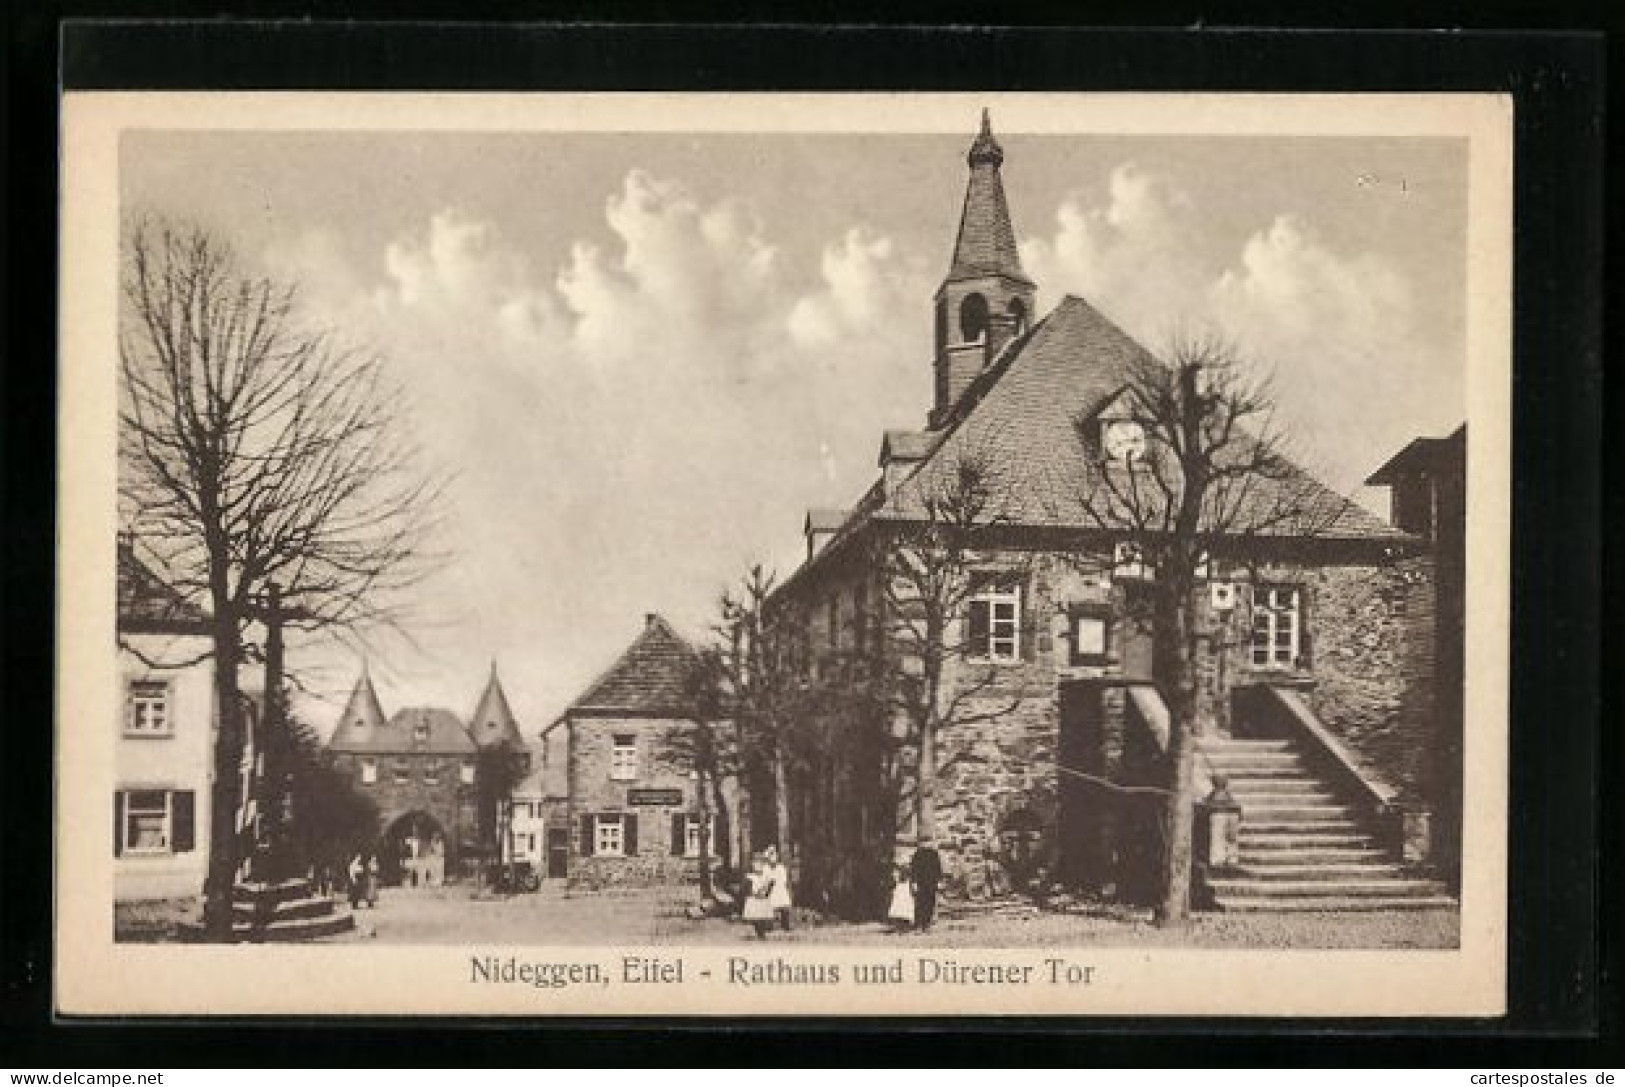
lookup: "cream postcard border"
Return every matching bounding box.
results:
[57,91,1512,1017]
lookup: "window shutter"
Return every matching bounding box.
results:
[671,813,685,856]
[1020,581,1039,662]
[114,791,124,857]
[624,813,639,856]
[172,791,196,853]
[579,814,595,857]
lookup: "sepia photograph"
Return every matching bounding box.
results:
[56,91,1511,1016]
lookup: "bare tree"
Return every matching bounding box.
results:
[716,566,802,861]
[873,438,1031,856]
[664,646,738,901]
[474,745,530,892]
[1067,333,1354,925]
[118,216,444,940]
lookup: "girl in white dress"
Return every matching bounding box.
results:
[887,863,915,932]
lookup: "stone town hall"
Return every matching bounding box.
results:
[769,113,1464,916]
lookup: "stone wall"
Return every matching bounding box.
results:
[330,750,477,864]
[565,714,706,889]
[1298,555,1438,804]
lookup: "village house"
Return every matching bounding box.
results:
[540,614,723,890]
[768,113,1459,916]
[326,664,530,883]
[115,541,259,902]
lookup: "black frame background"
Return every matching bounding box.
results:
[3,14,1611,1066]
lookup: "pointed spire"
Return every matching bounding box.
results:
[967,107,1003,168]
[327,667,389,751]
[947,109,1030,285]
[471,662,524,750]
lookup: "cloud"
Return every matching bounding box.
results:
[261,171,930,727]
[1020,164,1449,494]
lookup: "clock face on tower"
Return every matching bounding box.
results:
[1103,419,1147,462]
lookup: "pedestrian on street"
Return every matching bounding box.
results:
[910,844,942,932]
[347,853,366,909]
[764,844,793,931]
[887,862,915,933]
[741,852,775,939]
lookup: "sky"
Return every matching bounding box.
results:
[120,117,1468,737]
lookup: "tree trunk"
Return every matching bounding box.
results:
[202,595,245,941]
[916,716,937,846]
[771,741,791,858]
[696,766,714,899]
[710,773,732,878]
[1154,581,1199,927]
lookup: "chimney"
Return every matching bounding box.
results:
[645,612,660,630]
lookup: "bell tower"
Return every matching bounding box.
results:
[931,109,1036,428]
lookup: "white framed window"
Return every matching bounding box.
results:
[1113,540,1153,580]
[595,815,625,857]
[1072,614,1108,664]
[610,735,638,781]
[967,580,1021,661]
[424,759,441,785]
[125,680,171,736]
[683,814,717,858]
[392,760,411,784]
[360,758,378,784]
[1251,586,1303,669]
[115,789,193,856]
[460,760,476,785]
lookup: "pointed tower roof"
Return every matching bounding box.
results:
[947,110,1032,285]
[327,668,390,752]
[470,662,525,750]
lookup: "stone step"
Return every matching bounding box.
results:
[1235,831,1378,844]
[232,878,314,905]
[1241,815,1365,831]
[1209,894,1459,913]
[1238,847,1389,864]
[1231,862,1408,881]
[1209,763,1319,779]
[232,895,338,922]
[1225,776,1329,790]
[232,910,356,943]
[1235,793,1342,809]
[1202,738,1294,750]
[1207,877,1449,898]
[1240,807,1357,823]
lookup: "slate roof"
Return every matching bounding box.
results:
[804,508,848,534]
[803,295,1403,571]
[879,429,938,466]
[947,111,1032,286]
[469,664,526,750]
[880,296,1401,541]
[567,614,700,718]
[326,671,390,751]
[1365,424,1466,486]
[117,545,209,633]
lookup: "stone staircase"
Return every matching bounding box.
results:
[1198,735,1454,912]
[180,876,356,942]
